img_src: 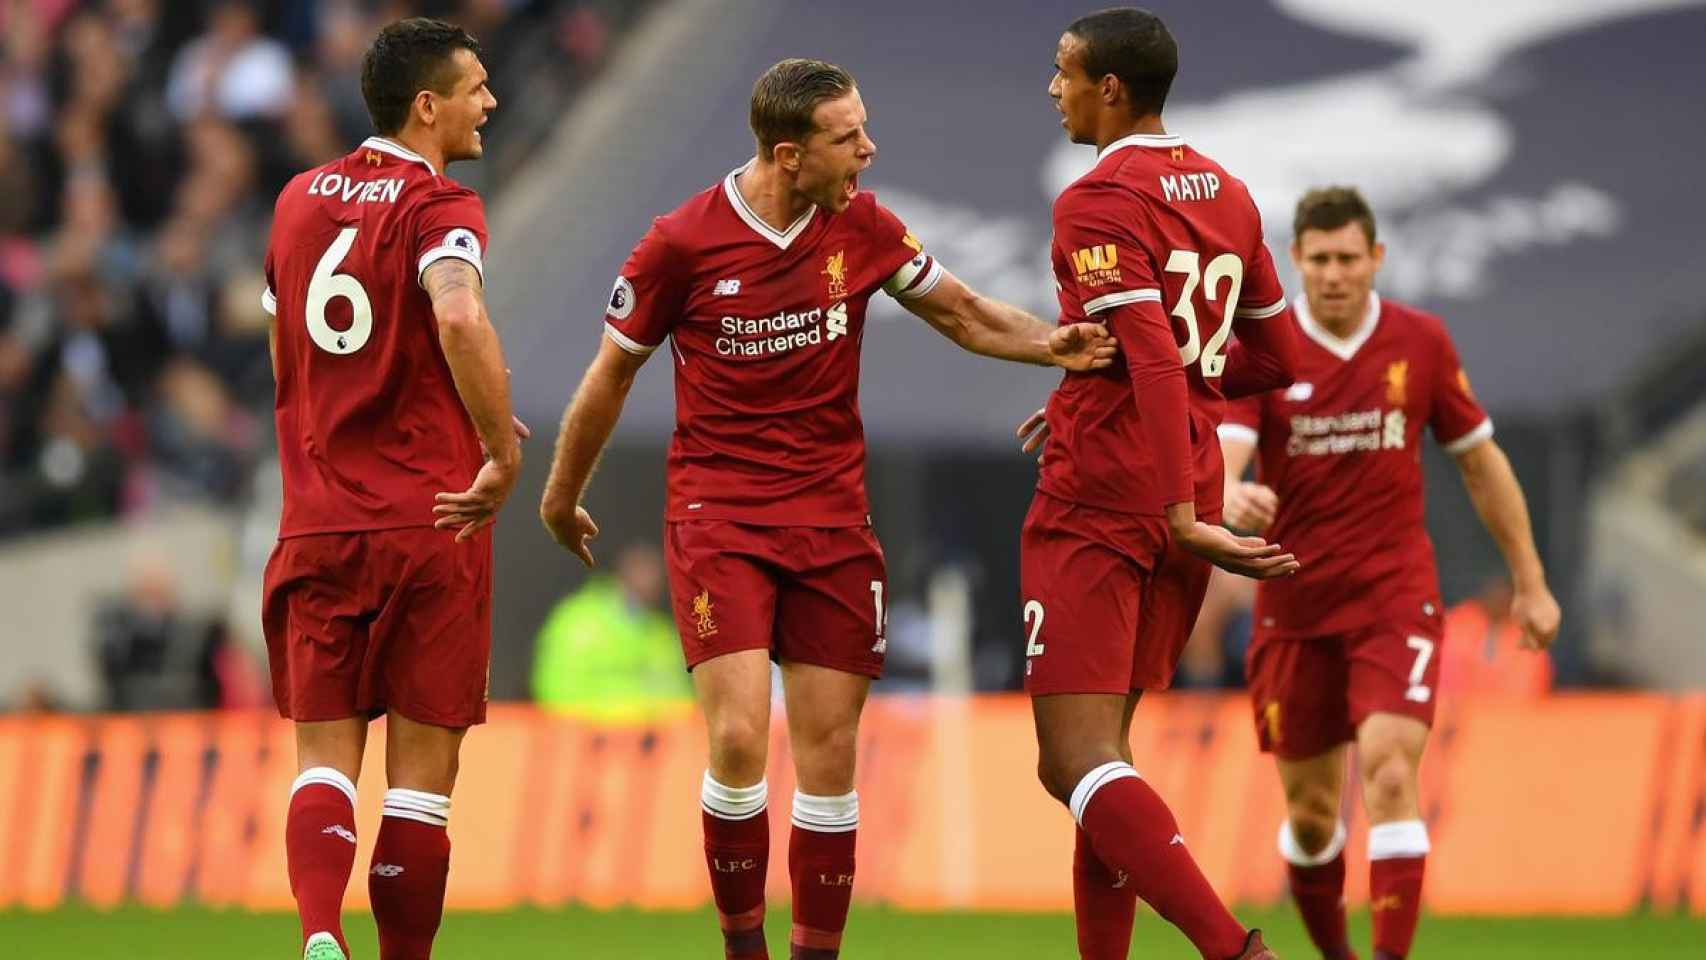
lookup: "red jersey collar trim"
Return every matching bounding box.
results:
[723,160,817,250]
[1295,292,1382,361]
[1096,132,1186,163]
[361,137,437,176]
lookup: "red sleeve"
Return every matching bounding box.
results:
[1053,181,1164,317]
[869,200,942,301]
[1429,320,1493,454]
[603,219,689,355]
[1219,392,1263,446]
[1054,184,1191,505]
[1220,216,1295,398]
[261,248,277,316]
[412,186,489,287]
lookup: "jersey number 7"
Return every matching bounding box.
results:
[1164,250,1244,378]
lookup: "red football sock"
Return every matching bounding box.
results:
[788,791,859,960]
[1073,762,1246,960]
[1073,824,1138,959]
[1368,820,1429,960]
[286,768,359,954]
[369,789,452,960]
[702,774,771,959]
[1280,820,1356,960]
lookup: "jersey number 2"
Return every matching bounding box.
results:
[1164,250,1243,378]
[305,226,374,355]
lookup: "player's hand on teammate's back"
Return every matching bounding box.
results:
[540,501,600,568]
[1049,322,1118,371]
[1017,407,1049,461]
[1223,481,1278,533]
[433,457,520,542]
[1510,583,1561,650]
[1176,521,1300,580]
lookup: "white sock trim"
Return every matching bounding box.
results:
[791,790,859,833]
[1368,819,1430,860]
[1068,761,1139,827]
[382,788,450,828]
[701,772,768,821]
[1278,819,1348,867]
[292,766,357,808]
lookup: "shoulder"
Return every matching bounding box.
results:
[410,176,484,212]
[648,182,725,250]
[1053,173,1143,223]
[1380,296,1451,344]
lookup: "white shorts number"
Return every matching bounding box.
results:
[305,226,374,355]
[1023,600,1046,657]
[1404,635,1435,703]
[1164,250,1244,378]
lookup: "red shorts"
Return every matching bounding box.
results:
[664,520,887,677]
[262,527,492,728]
[1018,493,1214,695]
[1245,606,1445,760]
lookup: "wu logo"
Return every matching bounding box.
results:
[826,302,849,340]
[1071,244,1118,274]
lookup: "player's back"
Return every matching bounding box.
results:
[1093,136,1286,418]
[1043,134,1286,516]
[263,137,489,537]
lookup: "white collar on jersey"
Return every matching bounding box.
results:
[723,160,817,250]
[1096,132,1186,162]
[361,137,437,176]
[1295,291,1382,361]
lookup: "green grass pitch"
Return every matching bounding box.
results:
[2,905,1698,957]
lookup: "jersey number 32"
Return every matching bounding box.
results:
[1164,250,1243,378]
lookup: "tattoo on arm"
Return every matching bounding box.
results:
[423,259,482,305]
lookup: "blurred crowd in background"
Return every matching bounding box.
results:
[0,0,645,540]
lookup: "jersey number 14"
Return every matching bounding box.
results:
[1164,250,1243,378]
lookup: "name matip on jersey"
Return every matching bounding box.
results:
[1040,133,1287,517]
[1221,293,1492,638]
[603,162,940,526]
[263,137,487,537]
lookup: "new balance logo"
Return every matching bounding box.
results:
[1170,833,1186,846]
[321,825,356,845]
[714,279,741,296]
[871,635,887,654]
[370,863,405,878]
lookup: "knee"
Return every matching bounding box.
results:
[707,710,769,781]
[794,720,859,794]
[1283,788,1341,857]
[1036,751,1105,806]
[1361,751,1416,819]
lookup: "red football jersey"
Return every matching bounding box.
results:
[1039,133,1287,517]
[604,162,937,526]
[1221,293,1492,639]
[263,137,488,537]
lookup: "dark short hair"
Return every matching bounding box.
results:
[749,58,857,154]
[1294,186,1378,246]
[1066,8,1177,117]
[361,18,481,136]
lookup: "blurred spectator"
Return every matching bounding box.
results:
[532,543,692,723]
[1175,568,1254,689]
[0,0,656,542]
[1439,576,1554,702]
[94,553,200,710]
[165,0,293,123]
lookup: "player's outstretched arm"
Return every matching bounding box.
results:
[901,270,1116,370]
[539,336,648,567]
[426,259,522,542]
[1218,432,1277,533]
[1452,438,1561,649]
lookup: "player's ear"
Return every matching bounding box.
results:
[773,141,803,174]
[413,88,437,129]
[1370,240,1386,272]
[1289,240,1304,270]
[1099,73,1121,109]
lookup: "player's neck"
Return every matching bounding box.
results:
[737,159,813,232]
[1095,113,1167,153]
[383,129,447,176]
[1312,294,1372,340]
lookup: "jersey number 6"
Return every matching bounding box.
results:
[1164,250,1244,378]
[305,226,374,355]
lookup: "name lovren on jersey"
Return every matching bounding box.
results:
[305,172,407,205]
